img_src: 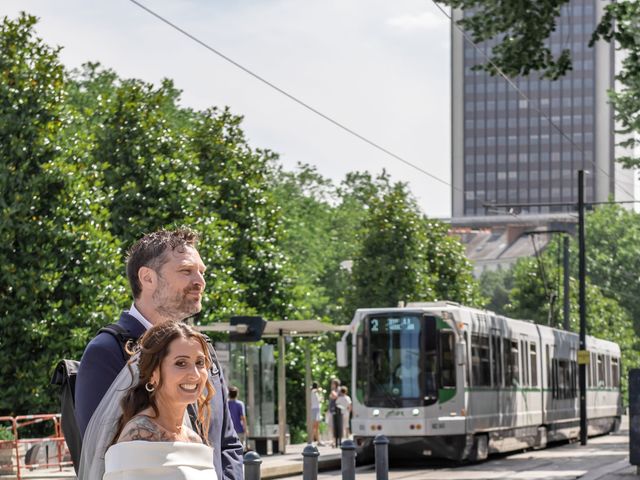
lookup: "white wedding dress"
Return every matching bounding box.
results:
[103,440,217,480]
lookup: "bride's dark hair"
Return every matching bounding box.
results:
[112,321,214,444]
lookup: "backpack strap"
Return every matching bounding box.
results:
[98,323,137,362]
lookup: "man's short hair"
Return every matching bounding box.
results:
[126,228,200,298]
[228,386,239,399]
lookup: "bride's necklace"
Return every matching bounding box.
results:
[154,417,184,437]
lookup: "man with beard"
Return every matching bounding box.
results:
[75,228,243,480]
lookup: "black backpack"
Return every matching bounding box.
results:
[50,324,136,473]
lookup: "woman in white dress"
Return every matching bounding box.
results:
[102,321,217,480]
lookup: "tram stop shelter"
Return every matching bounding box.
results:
[196,319,348,454]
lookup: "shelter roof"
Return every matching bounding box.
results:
[195,319,347,337]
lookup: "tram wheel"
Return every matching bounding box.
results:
[468,434,488,462]
[534,426,548,450]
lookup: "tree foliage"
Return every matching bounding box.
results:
[478,268,514,316]
[0,14,126,414]
[350,180,481,309]
[440,0,572,79]
[581,204,640,333]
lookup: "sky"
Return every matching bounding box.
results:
[2,0,452,217]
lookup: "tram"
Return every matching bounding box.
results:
[337,302,622,462]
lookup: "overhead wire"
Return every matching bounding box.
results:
[430,0,636,201]
[128,0,633,215]
[127,0,456,191]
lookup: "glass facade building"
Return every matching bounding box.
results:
[451,0,634,220]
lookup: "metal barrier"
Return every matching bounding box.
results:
[0,416,19,476]
[0,414,72,479]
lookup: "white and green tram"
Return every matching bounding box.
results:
[337,302,622,462]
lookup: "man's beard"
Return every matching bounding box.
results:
[153,276,202,321]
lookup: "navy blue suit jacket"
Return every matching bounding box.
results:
[75,312,243,480]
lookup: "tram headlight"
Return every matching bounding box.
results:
[372,409,380,417]
[412,408,420,416]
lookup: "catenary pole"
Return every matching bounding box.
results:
[578,170,587,445]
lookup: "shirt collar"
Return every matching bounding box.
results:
[129,303,153,331]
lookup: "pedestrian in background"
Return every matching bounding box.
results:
[329,378,342,447]
[336,385,352,440]
[228,386,248,451]
[310,382,325,446]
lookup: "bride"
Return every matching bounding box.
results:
[82,321,218,480]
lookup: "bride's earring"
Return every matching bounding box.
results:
[145,382,156,393]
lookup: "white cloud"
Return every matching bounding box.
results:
[386,11,444,31]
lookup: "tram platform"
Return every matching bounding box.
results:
[0,442,343,479]
[2,420,636,479]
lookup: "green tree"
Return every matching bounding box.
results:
[0,14,126,415]
[270,163,339,320]
[479,268,514,316]
[191,108,293,319]
[350,181,481,309]
[582,204,640,332]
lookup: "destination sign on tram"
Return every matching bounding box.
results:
[370,316,419,333]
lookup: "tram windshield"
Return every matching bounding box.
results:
[357,313,455,408]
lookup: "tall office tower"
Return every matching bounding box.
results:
[451,0,635,222]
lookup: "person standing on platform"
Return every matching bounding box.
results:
[336,386,352,440]
[328,378,342,447]
[228,386,248,451]
[310,382,325,446]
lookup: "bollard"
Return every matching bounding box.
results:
[244,450,262,480]
[302,444,320,480]
[373,434,389,480]
[341,439,357,480]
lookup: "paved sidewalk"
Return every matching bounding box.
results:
[0,441,343,479]
[2,420,637,479]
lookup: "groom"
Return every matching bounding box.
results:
[75,228,243,480]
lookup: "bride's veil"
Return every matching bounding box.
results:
[77,354,141,480]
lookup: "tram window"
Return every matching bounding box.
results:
[439,331,456,388]
[522,341,530,387]
[530,343,538,387]
[558,359,567,398]
[546,345,551,389]
[464,331,470,387]
[597,354,605,387]
[471,333,491,387]
[612,357,620,388]
[552,358,576,399]
[504,339,519,387]
[491,334,502,387]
